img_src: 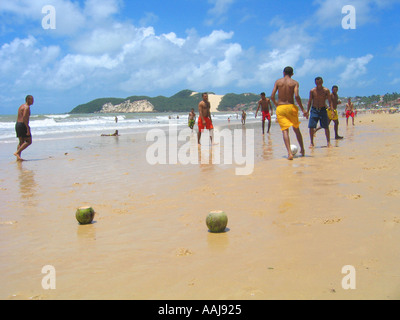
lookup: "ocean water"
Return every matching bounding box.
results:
[0,112,264,144]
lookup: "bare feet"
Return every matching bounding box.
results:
[287,154,294,161]
[14,152,24,161]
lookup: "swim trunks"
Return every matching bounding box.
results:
[346,110,355,118]
[327,108,339,121]
[188,119,195,129]
[198,116,214,131]
[309,107,329,129]
[15,122,30,138]
[262,111,271,122]
[276,104,300,131]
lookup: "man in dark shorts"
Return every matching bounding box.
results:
[307,77,334,148]
[14,95,34,161]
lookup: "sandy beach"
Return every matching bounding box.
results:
[1,113,400,300]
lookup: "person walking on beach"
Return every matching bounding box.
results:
[198,93,214,145]
[345,98,355,126]
[315,85,343,140]
[307,77,334,148]
[271,66,307,160]
[241,110,247,125]
[14,95,34,161]
[188,108,196,131]
[255,92,274,135]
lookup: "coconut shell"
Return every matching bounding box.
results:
[76,207,95,225]
[206,210,228,233]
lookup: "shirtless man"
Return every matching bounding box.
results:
[315,85,343,139]
[198,93,213,145]
[255,92,274,135]
[14,95,34,161]
[271,66,307,160]
[345,98,355,126]
[241,110,247,125]
[188,108,196,131]
[307,77,334,148]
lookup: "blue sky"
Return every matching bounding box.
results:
[1,0,399,114]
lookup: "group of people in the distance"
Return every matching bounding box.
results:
[190,66,356,161]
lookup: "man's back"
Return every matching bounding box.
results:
[276,77,297,105]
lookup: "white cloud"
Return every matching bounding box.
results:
[0,0,86,35]
[205,0,235,25]
[71,23,138,55]
[340,54,374,84]
[0,36,60,87]
[84,0,121,20]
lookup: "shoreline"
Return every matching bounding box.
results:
[1,113,399,300]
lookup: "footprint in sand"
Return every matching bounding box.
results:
[346,194,362,200]
[176,248,193,257]
[323,218,342,225]
[0,221,18,226]
[386,190,400,197]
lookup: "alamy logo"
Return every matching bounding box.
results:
[342,5,356,30]
[42,5,56,30]
[341,265,356,290]
[146,121,255,176]
[41,265,56,290]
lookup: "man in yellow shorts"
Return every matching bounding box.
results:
[271,66,308,160]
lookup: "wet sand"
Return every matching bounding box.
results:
[0,113,399,300]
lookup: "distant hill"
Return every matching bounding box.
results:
[69,90,266,114]
[218,93,259,111]
[69,90,203,114]
[67,90,400,114]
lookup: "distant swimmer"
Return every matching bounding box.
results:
[271,66,307,160]
[198,93,214,145]
[345,98,355,126]
[188,108,196,131]
[14,95,34,161]
[101,130,119,136]
[307,77,334,148]
[255,92,273,135]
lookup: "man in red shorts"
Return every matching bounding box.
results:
[255,92,274,135]
[198,93,214,145]
[345,98,355,126]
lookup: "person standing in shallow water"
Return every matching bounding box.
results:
[14,95,34,161]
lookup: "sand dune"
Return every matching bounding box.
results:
[191,91,223,113]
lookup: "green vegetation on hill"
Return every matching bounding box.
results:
[69,90,400,114]
[355,92,400,106]
[70,97,126,114]
[70,90,203,114]
[219,93,259,111]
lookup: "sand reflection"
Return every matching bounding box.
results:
[17,162,37,207]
